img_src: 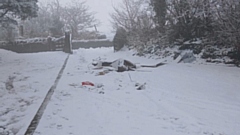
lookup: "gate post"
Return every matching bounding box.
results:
[64,32,73,54]
[47,36,55,51]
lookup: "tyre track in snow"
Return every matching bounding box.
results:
[24,54,70,135]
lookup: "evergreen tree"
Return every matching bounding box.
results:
[150,0,167,32]
[0,0,38,25]
[49,16,64,37]
[113,27,127,52]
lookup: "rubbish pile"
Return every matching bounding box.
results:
[92,58,165,72]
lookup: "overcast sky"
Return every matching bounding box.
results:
[39,0,121,39]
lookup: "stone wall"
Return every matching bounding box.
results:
[0,38,113,53]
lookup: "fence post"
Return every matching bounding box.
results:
[19,25,24,37]
[64,32,73,54]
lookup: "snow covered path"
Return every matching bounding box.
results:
[32,48,240,135]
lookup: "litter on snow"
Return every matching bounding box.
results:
[92,58,165,72]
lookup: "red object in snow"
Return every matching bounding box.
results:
[82,81,94,86]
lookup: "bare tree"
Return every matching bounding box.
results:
[21,0,98,39]
[110,0,155,50]
[61,0,99,39]
[164,0,214,42]
[22,0,64,38]
[214,0,240,50]
[23,4,52,37]
[48,0,64,37]
[110,0,146,31]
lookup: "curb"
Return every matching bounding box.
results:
[24,54,70,135]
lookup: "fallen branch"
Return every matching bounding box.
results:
[141,62,166,68]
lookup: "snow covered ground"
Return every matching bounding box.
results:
[0,48,240,135]
[0,50,68,135]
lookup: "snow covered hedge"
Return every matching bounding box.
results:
[131,38,239,66]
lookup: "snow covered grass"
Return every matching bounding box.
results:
[0,49,68,135]
[0,47,240,135]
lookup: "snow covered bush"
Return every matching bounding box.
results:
[213,0,240,59]
[0,24,18,42]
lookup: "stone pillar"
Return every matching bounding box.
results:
[64,32,73,54]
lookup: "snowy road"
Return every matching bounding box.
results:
[32,48,240,135]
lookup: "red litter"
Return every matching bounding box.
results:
[82,81,94,86]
